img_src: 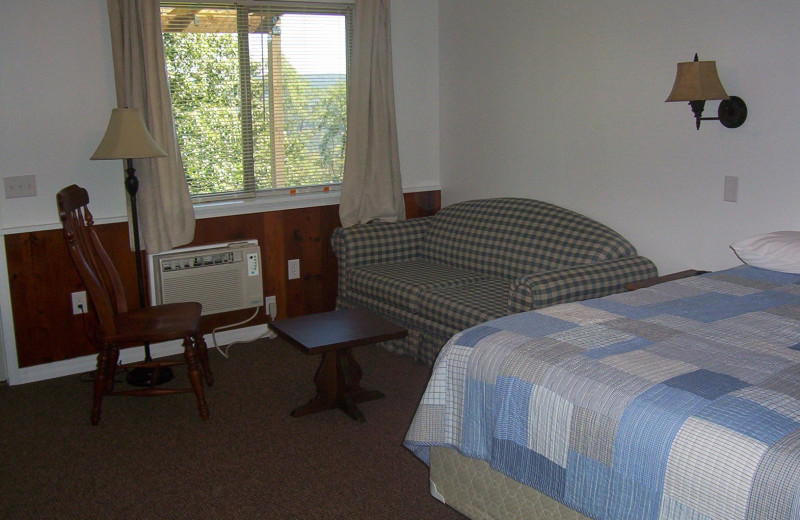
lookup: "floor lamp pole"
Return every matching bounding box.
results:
[124,158,173,387]
[124,160,147,336]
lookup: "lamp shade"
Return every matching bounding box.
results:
[665,60,729,102]
[91,108,167,160]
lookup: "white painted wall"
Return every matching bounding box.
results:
[0,0,439,382]
[438,0,800,274]
[0,0,122,230]
[392,0,440,190]
[0,0,440,232]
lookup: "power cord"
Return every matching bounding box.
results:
[211,306,277,359]
[76,299,275,365]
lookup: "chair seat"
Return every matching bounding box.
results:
[100,302,202,345]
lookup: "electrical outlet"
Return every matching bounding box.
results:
[265,295,277,319]
[71,291,87,315]
[288,259,300,280]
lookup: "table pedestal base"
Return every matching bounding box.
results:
[290,347,384,422]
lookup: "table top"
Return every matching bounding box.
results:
[268,308,407,354]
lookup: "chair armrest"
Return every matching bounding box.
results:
[331,217,434,302]
[508,256,658,312]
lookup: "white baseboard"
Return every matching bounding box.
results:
[8,324,270,385]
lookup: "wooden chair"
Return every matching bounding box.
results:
[57,184,213,425]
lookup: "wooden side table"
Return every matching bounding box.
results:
[625,269,708,291]
[268,308,407,423]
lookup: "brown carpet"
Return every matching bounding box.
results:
[0,337,466,519]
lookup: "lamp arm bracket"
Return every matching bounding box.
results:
[717,96,747,129]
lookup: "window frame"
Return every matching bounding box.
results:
[160,1,353,203]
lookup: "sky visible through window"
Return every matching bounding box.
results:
[250,14,346,76]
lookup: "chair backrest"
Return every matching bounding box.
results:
[57,185,128,337]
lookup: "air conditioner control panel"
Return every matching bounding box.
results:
[247,252,260,276]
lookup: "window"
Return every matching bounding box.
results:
[160,2,352,201]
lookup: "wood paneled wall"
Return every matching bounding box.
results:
[5,191,440,368]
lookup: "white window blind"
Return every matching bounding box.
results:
[161,2,352,201]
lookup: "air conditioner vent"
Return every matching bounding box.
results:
[149,241,263,316]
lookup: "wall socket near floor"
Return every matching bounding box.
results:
[288,259,300,280]
[265,295,277,319]
[724,175,739,203]
[71,291,87,315]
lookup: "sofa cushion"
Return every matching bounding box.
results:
[347,259,487,315]
[420,279,511,334]
[420,198,639,279]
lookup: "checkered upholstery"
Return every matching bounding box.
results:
[331,198,657,366]
[332,216,433,303]
[420,279,511,333]
[421,198,639,278]
[509,256,660,312]
[348,260,486,314]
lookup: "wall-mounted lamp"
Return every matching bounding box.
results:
[665,54,747,130]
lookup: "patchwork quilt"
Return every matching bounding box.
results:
[405,266,800,520]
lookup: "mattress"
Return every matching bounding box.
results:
[430,446,590,520]
[405,266,800,520]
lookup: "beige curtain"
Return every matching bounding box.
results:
[339,0,405,228]
[106,0,195,254]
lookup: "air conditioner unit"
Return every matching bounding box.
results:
[149,241,263,316]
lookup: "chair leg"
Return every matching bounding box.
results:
[91,346,118,425]
[194,334,214,386]
[184,337,209,421]
[105,347,119,393]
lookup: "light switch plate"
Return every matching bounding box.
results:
[4,175,37,198]
[724,175,739,203]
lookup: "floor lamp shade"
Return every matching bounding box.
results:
[91,108,166,160]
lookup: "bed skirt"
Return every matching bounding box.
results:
[430,447,590,520]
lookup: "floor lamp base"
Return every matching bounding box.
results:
[126,365,174,387]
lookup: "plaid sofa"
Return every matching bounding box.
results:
[331,198,657,366]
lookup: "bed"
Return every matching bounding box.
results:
[404,265,800,520]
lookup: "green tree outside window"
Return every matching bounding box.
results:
[161,4,350,201]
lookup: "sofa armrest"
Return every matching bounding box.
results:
[331,217,434,303]
[508,256,658,312]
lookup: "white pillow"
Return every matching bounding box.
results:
[730,231,800,274]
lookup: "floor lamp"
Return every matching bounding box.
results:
[91,107,173,387]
